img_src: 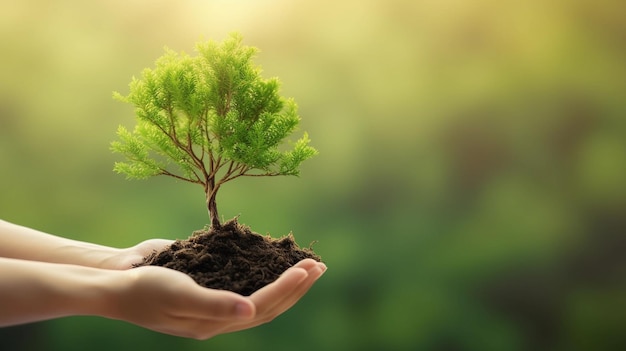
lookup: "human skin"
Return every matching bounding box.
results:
[0,220,326,339]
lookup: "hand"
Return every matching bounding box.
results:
[100,239,175,270]
[214,258,326,336]
[109,258,326,339]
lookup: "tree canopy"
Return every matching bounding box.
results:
[111,33,317,228]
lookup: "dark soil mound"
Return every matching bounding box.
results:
[137,218,321,296]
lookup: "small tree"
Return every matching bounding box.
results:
[111,33,317,229]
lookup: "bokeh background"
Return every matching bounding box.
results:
[1,0,625,350]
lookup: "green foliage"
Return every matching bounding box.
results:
[111,33,317,223]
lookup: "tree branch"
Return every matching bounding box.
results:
[158,168,203,185]
[220,167,283,184]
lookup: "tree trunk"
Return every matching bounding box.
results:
[206,180,221,229]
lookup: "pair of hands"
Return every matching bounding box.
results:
[107,240,326,340]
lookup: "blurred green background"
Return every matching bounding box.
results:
[1,0,625,350]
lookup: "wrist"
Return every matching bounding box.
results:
[48,263,123,320]
[0,258,123,326]
[78,267,127,320]
[92,267,146,322]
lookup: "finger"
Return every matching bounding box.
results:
[221,262,326,334]
[249,261,325,318]
[210,267,308,334]
[252,259,325,312]
[128,265,256,321]
[291,258,320,271]
[145,315,231,340]
[260,262,326,317]
[249,266,309,310]
[164,277,256,321]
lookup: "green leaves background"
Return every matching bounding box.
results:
[1,0,625,350]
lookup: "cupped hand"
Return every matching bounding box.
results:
[109,258,326,339]
[216,258,327,336]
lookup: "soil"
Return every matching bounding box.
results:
[136,218,321,296]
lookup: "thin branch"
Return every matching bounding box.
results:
[226,160,235,176]
[165,106,178,141]
[159,168,203,185]
[198,110,209,163]
[183,115,208,177]
[151,107,209,184]
[221,160,242,180]
[210,155,224,178]
[220,168,283,184]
